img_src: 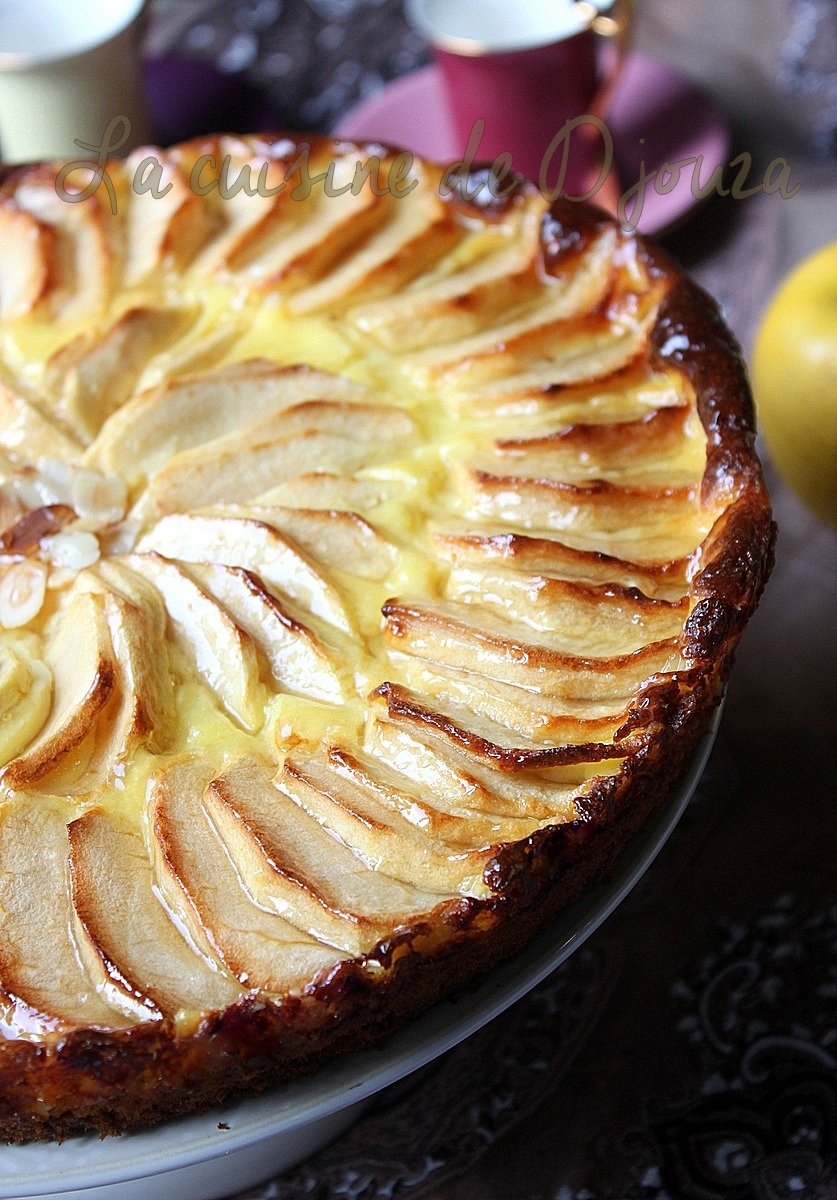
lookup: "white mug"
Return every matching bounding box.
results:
[0,0,151,164]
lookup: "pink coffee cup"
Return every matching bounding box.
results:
[405,0,632,195]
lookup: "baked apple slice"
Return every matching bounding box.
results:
[445,565,689,649]
[128,552,265,732]
[68,808,242,1017]
[334,734,549,843]
[204,756,442,956]
[436,302,661,399]
[44,306,195,441]
[186,562,346,705]
[1,591,116,790]
[280,748,492,894]
[398,658,632,744]
[136,400,415,517]
[0,380,84,462]
[121,150,217,286]
[371,682,628,779]
[0,640,52,766]
[0,798,139,1030]
[137,513,353,633]
[382,598,680,699]
[457,469,704,560]
[88,361,369,486]
[230,164,384,291]
[432,530,689,601]
[287,172,459,314]
[351,196,547,351]
[184,149,290,275]
[7,165,113,317]
[403,226,621,385]
[148,757,342,991]
[488,405,705,487]
[254,473,396,513]
[364,710,581,823]
[215,505,397,582]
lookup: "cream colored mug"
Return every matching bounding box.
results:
[0,0,150,164]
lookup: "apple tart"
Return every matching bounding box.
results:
[0,136,773,1141]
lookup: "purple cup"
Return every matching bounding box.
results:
[405,0,630,194]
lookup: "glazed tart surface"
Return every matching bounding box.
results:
[0,136,773,1141]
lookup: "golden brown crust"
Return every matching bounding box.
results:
[0,137,775,1143]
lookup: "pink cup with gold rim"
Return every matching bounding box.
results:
[405,0,632,196]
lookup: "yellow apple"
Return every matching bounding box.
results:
[751,241,837,527]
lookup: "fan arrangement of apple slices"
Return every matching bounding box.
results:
[0,137,770,1133]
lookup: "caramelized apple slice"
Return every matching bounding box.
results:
[351,197,547,351]
[69,809,241,1017]
[204,757,442,956]
[91,560,176,757]
[364,711,581,823]
[488,406,705,487]
[2,591,116,790]
[44,306,195,441]
[382,599,680,700]
[186,563,346,704]
[454,327,663,406]
[404,227,620,384]
[458,470,703,559]
[371,682,627,779]
[281,749,490,893]
[432,530,689,601]
[128,552,265,732]
[399,658,631,744]
[96,556,169,626]
[334,736,551,841]
[89,362,370,486]
[457,362,691,426]
[148,758,341,991]
[103,588,175,755]
[445,566,688,649]
[137,514,353,633]
[288,177,459,314]
[186,154,289,275]
[0,798,137,1030]
[232,169,384,291]
[435,298,662,400]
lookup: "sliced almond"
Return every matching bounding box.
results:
[0,559,48,628]
[40,529,101,571]
[70,470,128,527]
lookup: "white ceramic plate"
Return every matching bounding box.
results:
[0,708,721,1200]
